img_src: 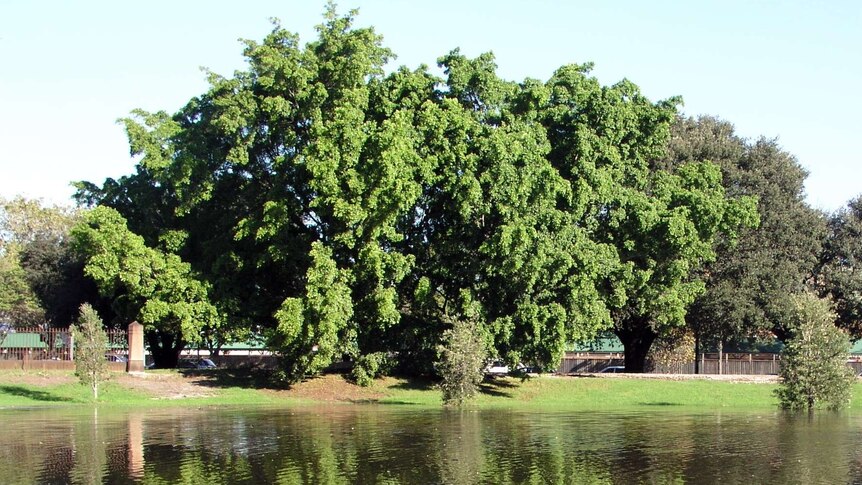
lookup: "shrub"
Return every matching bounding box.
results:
[775,292,855,411]
[437,316,487,406]
[351,352,395,387]
[71,304,110,401]
[647,329,695,373]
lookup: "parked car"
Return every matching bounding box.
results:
[599,366,626,373]
[484,361,533,376]
[484,361,510,375]
[178,358,217,369]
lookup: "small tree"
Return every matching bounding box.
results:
[71,304,110,400]
[437,315,487,406]
[776,293,855,411]
[647,329,695,373]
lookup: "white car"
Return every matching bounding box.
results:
[599,366,626,373]
[484,361,510,375]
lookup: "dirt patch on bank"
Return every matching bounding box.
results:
[118,371,389,402]
[114,372,217,400]
[271,374,388,402]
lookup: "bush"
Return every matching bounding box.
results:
[351,352,395,387]
[775,293,855,411]
[647,329,695,373]
[71,304,110,401]
[436,316,487,406]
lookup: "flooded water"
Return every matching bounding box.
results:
[0,405,861,484]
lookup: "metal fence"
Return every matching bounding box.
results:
[0,327,128,361]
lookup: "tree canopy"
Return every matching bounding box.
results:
[818,196,862,337]
[0,196,93,327]
[663,117,825,348]
[71,207,219,367]
[73,6,758,375]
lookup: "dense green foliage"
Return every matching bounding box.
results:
[71,207,219,367]
[776,293,855,411]
[71,304,110,400]
[0,247,43,325]
[664,117,825,347]
[64,6,797,380]
[818,197,862,337]
[0,197,92,327]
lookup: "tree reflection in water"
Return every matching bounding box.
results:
[0,407,859,483]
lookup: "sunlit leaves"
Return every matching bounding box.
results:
[71,207,218,344]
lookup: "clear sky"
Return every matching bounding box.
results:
[1,0,859,212]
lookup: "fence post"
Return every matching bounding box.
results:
[127,322,145,372]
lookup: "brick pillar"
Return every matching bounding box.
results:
[127,321,145,372]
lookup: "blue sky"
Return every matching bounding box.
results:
[1,1,859,211]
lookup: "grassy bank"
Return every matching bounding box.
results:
[0,370,828,411]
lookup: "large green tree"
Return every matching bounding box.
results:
[0,196,97,327]
[817,196,862,337]
[71,206,219,367]
[532,73,758,372]
[74,6,755,378]
[0,248,44,326]
[77,8,422,380]
[393,52,621,374]
[663,116,825,349]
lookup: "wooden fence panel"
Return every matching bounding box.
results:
[559,352,785,375]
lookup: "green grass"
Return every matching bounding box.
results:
[367,376,785,410]
[0,369,305,408]
[370,375,862,411]
[3,370,862,411]
[0,379,150,406]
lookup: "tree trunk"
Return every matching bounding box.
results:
[615,321,657,373]
[146,330,186,368]
[694,332,701,375]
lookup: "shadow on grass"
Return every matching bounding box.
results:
[179,368,282,390]
[637,401,682,406]
[388,378,437,392]
[0,385,73,402]
[479,378,517,398]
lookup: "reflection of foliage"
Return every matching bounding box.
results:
[0,407,860,483]
[437,411,483,485]
[647,330,695,373]
[776,293,855,411]
[70,409,108,484]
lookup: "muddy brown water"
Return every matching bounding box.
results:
[0,405,860,484]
